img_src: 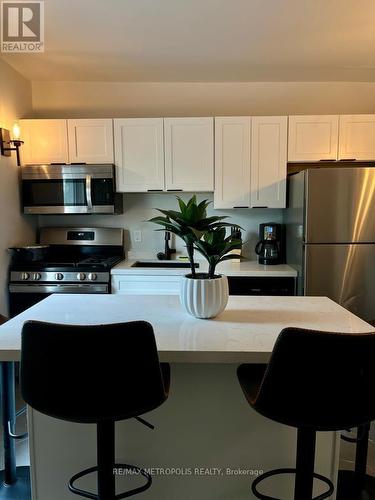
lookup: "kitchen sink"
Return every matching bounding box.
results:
[132,260,199,269]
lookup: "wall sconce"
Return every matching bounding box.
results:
[0,123,24,166]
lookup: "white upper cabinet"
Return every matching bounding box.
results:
[250,116,288,208]
[67,119,114,164]
[164,118,214,192]
[288,115,339,162]
[20,119,69,165]
[114,118,164,192]
[214,117,251,208]
[339,115,375,160]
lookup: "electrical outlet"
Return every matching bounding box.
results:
[134,230,142,243]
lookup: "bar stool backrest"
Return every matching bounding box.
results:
[254,327,375,430]
[21,320,168,423]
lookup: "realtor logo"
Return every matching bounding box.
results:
[1,1,44,52]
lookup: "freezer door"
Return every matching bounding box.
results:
[305,243,375,322]
[305,168,375,243]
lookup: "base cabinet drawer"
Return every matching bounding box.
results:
[228,276,296,296]
[112,275,182,295]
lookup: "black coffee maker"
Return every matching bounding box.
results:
[255,223,284,265]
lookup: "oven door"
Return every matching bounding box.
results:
[8,283,109,317]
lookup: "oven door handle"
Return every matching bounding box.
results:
[9,284,108,294]
[86,174,93,212]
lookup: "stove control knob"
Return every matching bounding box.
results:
[33,272,41,281]
[21,272,30,281]
[55,273,64,281]
[77,272,86,281]
[88,273,97,281]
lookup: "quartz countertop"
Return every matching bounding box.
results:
[0,294,371,363]
[111,259,298,277]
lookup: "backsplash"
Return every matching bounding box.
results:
[37,193,283,260]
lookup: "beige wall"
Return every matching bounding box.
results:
[31,81,375,118]
[0,59,35,316]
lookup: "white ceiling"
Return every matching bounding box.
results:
[2,0,375,82]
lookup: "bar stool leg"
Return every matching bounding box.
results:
[0,362,31,499]
[354,422,370,489]
[294,428,316,500]
[97,421,116,500]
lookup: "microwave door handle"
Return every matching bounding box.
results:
[86,174,93,212]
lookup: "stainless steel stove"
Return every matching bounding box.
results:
[8,227,124,317]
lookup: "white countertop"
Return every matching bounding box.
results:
[111,259,298,277]
[0,295,371,363]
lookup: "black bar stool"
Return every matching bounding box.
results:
[20,320,170,500]
[0,314,30,500]
[237,327,375,500]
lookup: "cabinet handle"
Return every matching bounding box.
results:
[167,189,183,192]
[341,158,356,161]
[233,206,250,209]
[252,206,268,209]
[319,159,336,162]
[147,189,163,192]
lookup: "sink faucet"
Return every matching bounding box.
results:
[157,231,176,260]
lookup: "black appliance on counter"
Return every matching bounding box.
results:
[255,223,284,265]
[8,227,124,317]
[21,164,123,215]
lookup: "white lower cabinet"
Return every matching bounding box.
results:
[112,275,181,295]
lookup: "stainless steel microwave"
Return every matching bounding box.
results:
[21,164,123,215]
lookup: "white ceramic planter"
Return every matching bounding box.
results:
[180,274,229,319]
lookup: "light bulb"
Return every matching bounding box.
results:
[12,122,21,140]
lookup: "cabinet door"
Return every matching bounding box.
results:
[288,115,339,162]
[20,119,69,165]
[114,118,164,192]
[111,275,181,295]
[164,117,214,192]
[67,119,114,163]
[339,115,375,160]
[214,117,251,209]
[251,116,288,208]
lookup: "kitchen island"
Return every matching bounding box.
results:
[0,294,372,500]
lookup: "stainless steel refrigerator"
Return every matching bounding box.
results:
[286,167,375,322]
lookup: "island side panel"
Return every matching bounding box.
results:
[29,364,337,500]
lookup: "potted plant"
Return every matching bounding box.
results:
[149,196,242,319]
